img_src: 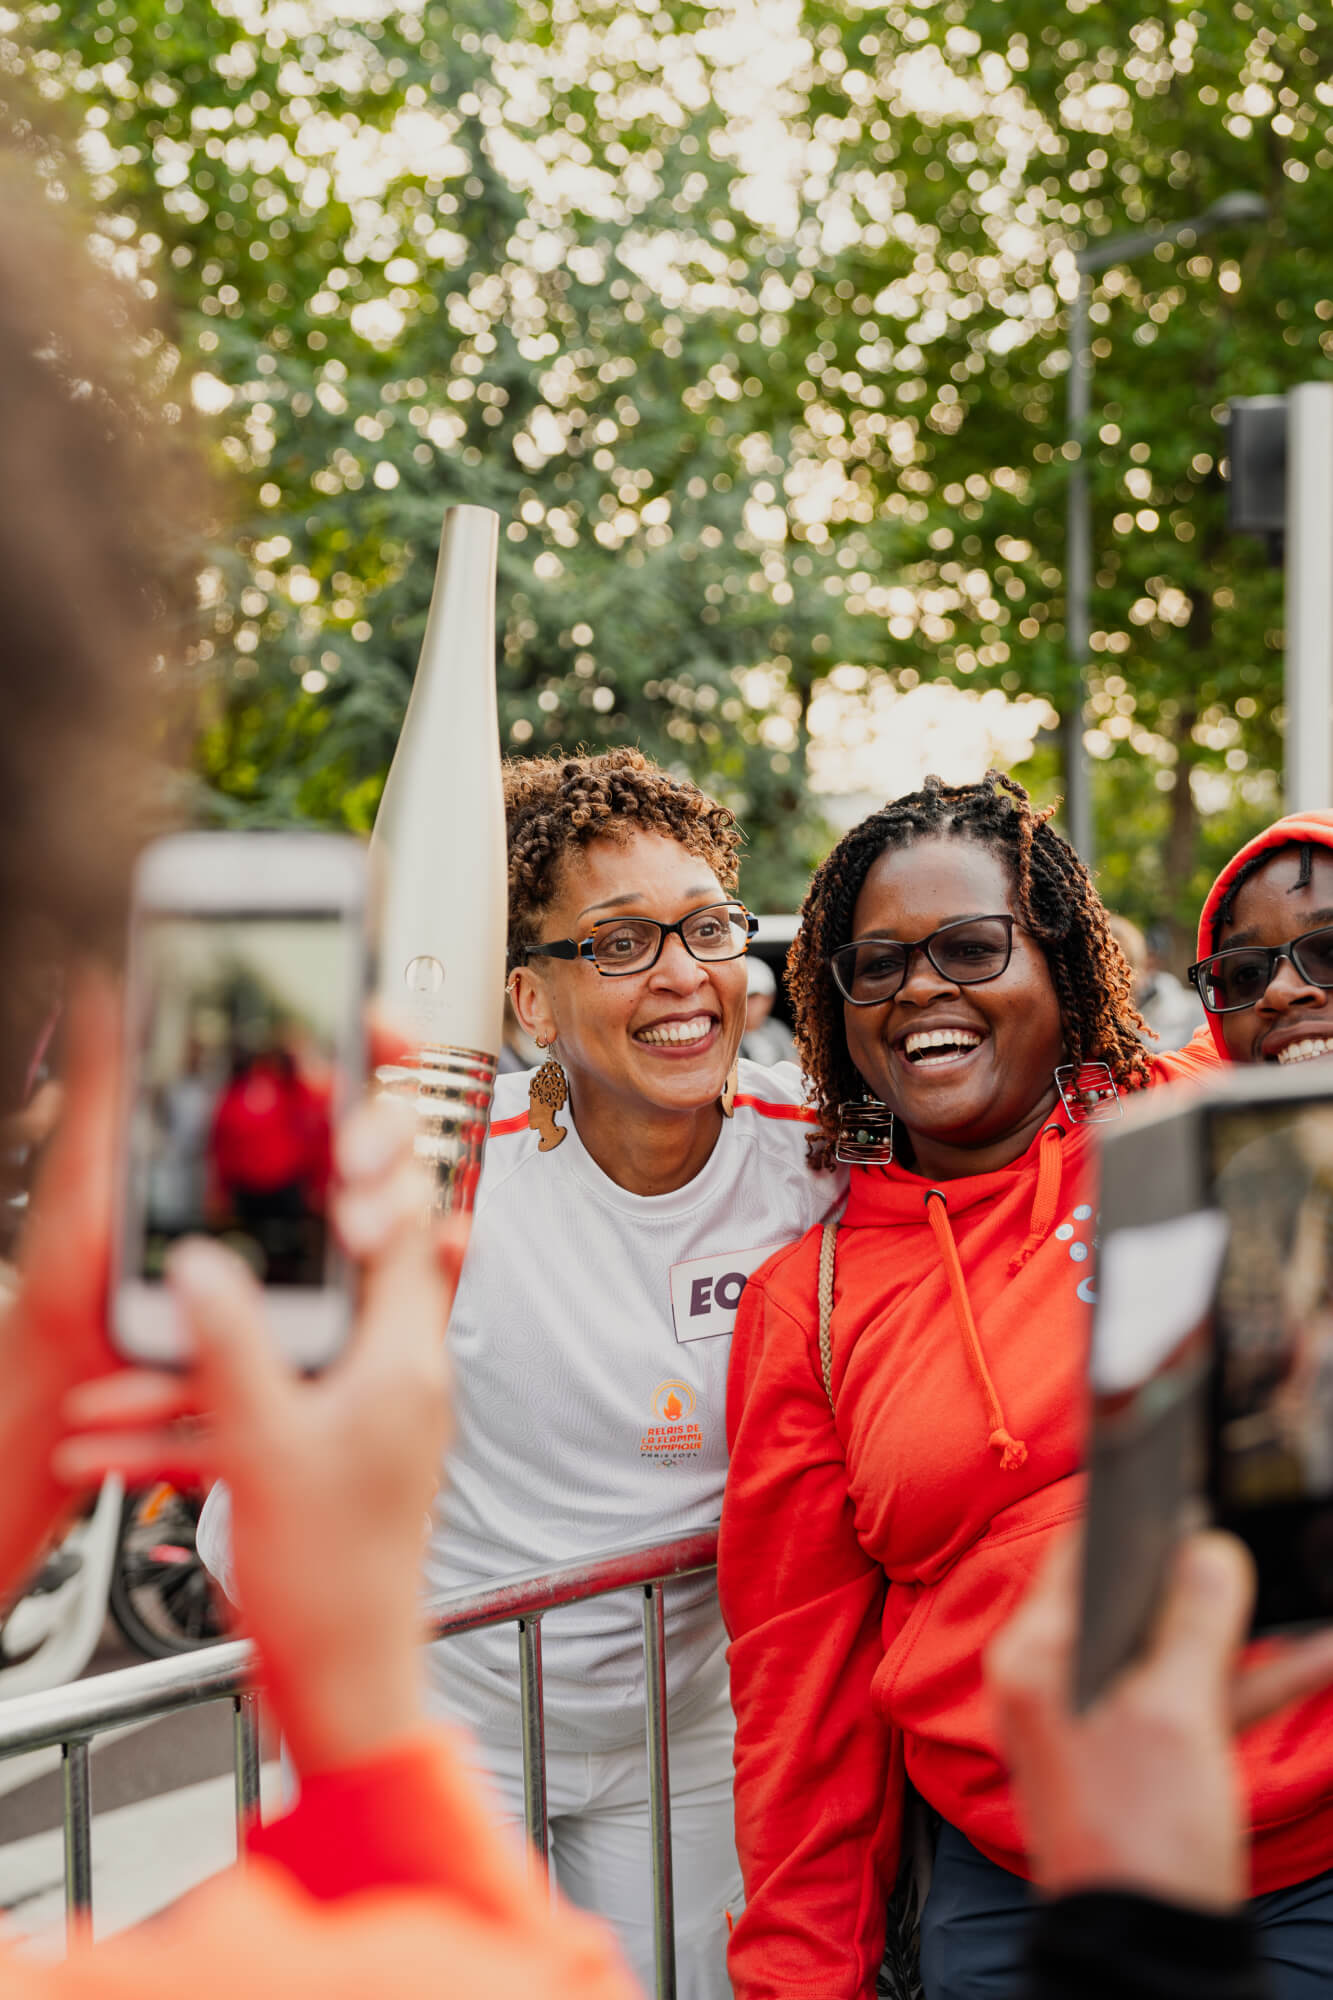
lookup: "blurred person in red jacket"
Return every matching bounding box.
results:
[0,124,637,2000]
[719,774,1333,2000]
[209,1045,332,1217]
[208,1042,333,1283]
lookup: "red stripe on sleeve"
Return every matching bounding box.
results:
[733,1094,818,1124]
[492,1098,811,1135]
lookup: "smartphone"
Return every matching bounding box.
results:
[112,831,371,1372]
[1078,1062,1333,1706]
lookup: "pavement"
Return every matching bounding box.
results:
[0,1624,280,1957]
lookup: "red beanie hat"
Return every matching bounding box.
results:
[1195,810,1333,1057]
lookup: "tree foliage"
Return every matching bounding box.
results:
[12,0,861,909]
[739,0,1333,948]
[9,0,1333,937]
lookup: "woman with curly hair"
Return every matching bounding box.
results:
[421,746,842,1997]
[198,743,837,1988]
[719,774,1333,2000]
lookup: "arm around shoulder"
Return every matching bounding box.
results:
[721,1245,901,2000]
[1152,1023,1221,1084]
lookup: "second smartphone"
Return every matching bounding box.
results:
[111,830,371,1373]
[1079,1060,1333,1705]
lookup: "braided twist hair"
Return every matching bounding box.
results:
[788,771,1151,1167]
[505,747,741,967]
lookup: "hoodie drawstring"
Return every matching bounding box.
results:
[926,1188,1029,1471]
[1007,1122,1066,1275]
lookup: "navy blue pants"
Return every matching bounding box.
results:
[919,1822,1333,2000]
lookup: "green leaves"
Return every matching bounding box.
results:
[743,0,1331,950]
[11,0,1333,934]
[13,0,863,908]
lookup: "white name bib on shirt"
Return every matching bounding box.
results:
[669,1243,787,1342]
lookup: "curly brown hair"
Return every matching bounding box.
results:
[504,747,742,966]
[789,771,1151,1168]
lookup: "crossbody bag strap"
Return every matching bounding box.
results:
[817,1203,846,1411]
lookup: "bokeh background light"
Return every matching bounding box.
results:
[15,0,1331,951]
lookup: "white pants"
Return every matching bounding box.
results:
[470,1692,741,2000]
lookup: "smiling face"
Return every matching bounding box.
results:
[843,835,1066,1177]
[510,829,747,1122]
[1213,847,1333,1066]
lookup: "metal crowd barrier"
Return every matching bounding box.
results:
[0,1527,719,1998]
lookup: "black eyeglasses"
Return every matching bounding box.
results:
[1188,925,1333,1014]
[830,915,1017,1007]
[522,900,757,979]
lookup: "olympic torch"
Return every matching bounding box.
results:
[371,504,506,1213]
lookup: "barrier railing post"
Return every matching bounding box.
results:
[61,1738,93,1941]
[517,1615,549,1877]
[0,1529,719,1964]
[642,1582,676,2000]
[233,1692,262,1857]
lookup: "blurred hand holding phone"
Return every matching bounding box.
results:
[43,981,467,1780]
[1080,1063,1333,1705]
[111,831,371,1373]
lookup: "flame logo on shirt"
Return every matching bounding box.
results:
[651,1379,696,1423]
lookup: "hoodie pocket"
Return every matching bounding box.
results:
[874,1476,1085,1756]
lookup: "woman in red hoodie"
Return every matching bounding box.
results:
[719,775,1333,2000]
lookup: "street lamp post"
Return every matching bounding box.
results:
[1060,191,1268,867]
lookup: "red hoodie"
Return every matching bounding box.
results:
[720,1035,1333,2000]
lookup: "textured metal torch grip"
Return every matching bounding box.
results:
[376,1045,498,1216]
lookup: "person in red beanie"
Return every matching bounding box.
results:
[719,775,1333,2000]
[1190,811,1333,1070]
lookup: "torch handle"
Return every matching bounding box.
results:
[376,1046,498,1216]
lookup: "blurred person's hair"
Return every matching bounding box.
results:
[1107,913,1147,975]
[745,955,776,998]
[0,121,198,1098]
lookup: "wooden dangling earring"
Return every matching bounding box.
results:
[529,1037,568,1152]
[720,1063,738,1118]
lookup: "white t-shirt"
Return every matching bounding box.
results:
[425,1059,841,1752]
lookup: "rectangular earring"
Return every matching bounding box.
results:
[835,1098,895,1164]
[1054,1061,1121,1125]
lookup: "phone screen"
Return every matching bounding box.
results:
[1211,1101,1333,1624]
[128,913,352,1289]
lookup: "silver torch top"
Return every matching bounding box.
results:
[370,503,507,1214]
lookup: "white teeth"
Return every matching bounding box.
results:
[903,1027,983,1062]
[636,1017,714,1047]
[1276,1038,1333,1065]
